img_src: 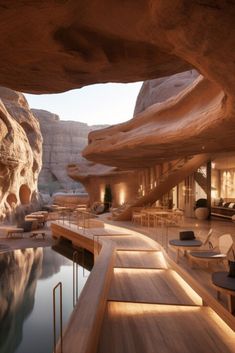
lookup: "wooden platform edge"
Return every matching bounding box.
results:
[51,222,94,253]
[53,223,116,353]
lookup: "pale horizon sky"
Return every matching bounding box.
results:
[25,82,142,126]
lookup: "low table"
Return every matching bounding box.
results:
[169,239,202,263]
[30,230,46,240]
[1,227,24,238]
[212,271,235,314]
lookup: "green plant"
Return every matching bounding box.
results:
[195,198,208,209]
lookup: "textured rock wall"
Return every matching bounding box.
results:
[32,109,107,193]
[0,1,235,196]
[134,70,199,116]
[0,88,42,220]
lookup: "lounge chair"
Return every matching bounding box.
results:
[169,228,213,263]
[188,233,233,268]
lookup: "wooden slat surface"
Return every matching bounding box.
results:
[115,250,167,269]
[98,301,235,353]
[109,268,201,305]
[51,221,235,353]
[107,236,158,250]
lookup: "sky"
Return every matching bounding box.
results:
[25,82,142,126]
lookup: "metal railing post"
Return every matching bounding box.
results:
[53,282,63,353]
[73,251,78,307]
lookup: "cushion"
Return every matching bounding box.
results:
[223,202,230,208]
[179,231,195,241]
[228,203,235,208]
[228,260,235,278]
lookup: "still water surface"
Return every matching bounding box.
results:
[0,246,91,353]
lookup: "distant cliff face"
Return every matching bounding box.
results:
[32,109,107,193]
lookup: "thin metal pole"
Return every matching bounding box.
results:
[53,282,63,353]
[76,255,78,302]
[82,248,85,277]
[73,251,78,307]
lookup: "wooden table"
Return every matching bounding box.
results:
[141,210,173,227]
[0,226,24,238]
[212,271,235,314]
[169,239,203,263]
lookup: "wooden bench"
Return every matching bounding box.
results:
[30,231,46,240]
[3,227,24,238]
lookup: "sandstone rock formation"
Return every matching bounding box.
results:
[134,70,199,116]
[83,72,227,168]
[0,2,235,173]
[32,109,107,193]
[0,88,42,220]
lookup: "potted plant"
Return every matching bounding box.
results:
[194,198,209,220]
[103,184,112,212]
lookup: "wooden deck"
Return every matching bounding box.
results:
[51,221,235,353]
[98,302,235,353]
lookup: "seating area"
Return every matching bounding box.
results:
[169,229,213,263]
[211,202,235,220]
[132,207,184,228]
[188,233,234,268]
[166,227,235,314]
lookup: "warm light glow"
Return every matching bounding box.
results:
[114,268,165,274]
[100,187,105,202]
[207,308,235,338]
[113,268,202,305]
[119,189,125,205]
[108,301,201,316]
[170,270,202,306]
[108,302,235,342]
[115,250,168,268]
[211,189,218,199]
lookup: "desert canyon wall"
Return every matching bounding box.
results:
[32,109,107,194]
[0,87,42,221]
[0,2,235,209]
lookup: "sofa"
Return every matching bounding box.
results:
[211,200,235,219]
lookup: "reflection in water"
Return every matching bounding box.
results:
[0,248,43,353]
[0,246,92,353]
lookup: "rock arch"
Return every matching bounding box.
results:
[19,184,31,205]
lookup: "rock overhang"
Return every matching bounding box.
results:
[1,1,235,169]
